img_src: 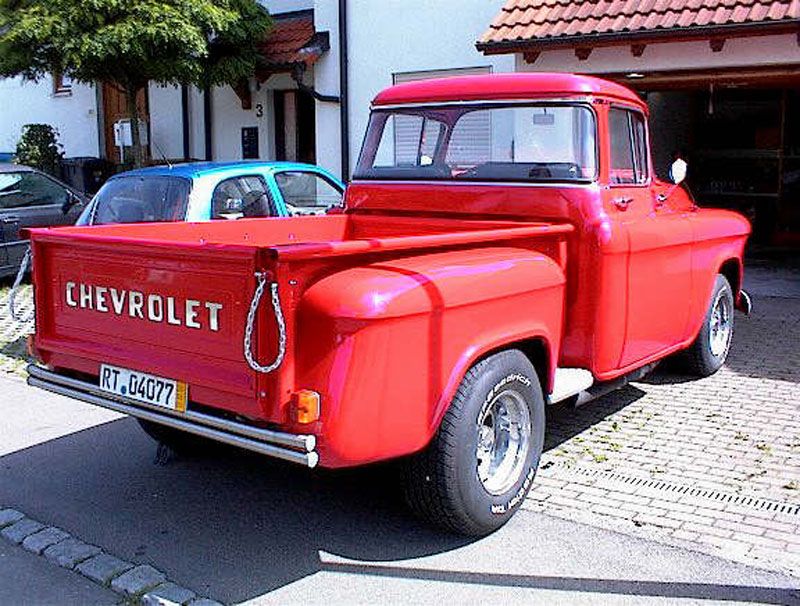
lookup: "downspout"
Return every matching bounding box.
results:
[203,86,213,161]
[338,0,350,181]
[181,85,190,160]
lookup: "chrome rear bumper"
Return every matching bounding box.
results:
[27,364,318,468]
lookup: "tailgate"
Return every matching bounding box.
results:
[29,232,275,421]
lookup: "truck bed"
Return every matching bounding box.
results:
[34,213,571,259]
[27,214,572,460]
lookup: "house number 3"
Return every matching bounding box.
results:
[255,104,263,118]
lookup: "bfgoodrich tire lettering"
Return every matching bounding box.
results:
[403,349,545,536]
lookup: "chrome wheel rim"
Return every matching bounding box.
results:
[709,290,733,358]
[476,388,531,496]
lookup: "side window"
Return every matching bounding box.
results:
[0,172,68,209]
[211,175,272,219]
[274,172,343,214]
[609,108,648,185]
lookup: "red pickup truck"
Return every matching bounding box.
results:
[24,74,751,536]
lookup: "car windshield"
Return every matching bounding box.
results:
[89,176,190,225]
[354,103,597,183]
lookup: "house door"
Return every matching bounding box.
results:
[274,89,316,164]
[101,83,149,164]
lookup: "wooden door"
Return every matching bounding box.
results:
[102,82,149,164]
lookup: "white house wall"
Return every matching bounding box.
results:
[515,33,800,75]
[148,83,184,160]
[0,75,99,157]
[314,0,514,179]
[312,0,342,177]
[262,0,312,14]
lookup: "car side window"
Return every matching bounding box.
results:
[211,175,272,219]
[0,172,69,209]
[274,171,343,214]
[609,108,648,185]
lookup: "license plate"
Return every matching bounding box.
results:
[99,364,187,412]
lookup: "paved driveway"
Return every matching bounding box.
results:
[529,264,800,573]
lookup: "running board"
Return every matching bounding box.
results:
[549,368,594,403]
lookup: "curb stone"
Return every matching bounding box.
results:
[21,526,71,554]
[76,552,135,585]
[111,565,167,596]
[0,508,24,528]
[0,505,221,604]
[1,518,45,544]
[43,537,102,568]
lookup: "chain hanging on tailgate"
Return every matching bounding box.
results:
[244,272,287,373]
[8,246,34,323]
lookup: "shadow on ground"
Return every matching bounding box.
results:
[2,418,797,604]
[0,419,469,603]
[1,336,31,365]
[544,384,646,452]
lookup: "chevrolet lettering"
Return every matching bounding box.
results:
[25,74,752,537]
[64,281,223,331]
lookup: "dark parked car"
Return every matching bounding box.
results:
[0,164,87,278]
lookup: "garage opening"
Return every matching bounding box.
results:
[643,82,800,247]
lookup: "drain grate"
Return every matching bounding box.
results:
[539,462,800,516]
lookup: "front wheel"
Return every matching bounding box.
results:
[403,349,545,536]
[681,274,734,377]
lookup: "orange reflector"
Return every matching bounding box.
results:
[294,389,320,424]
[26,334,40,362]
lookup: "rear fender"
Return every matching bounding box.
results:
[294,246,565,467]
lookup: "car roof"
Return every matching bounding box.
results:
[0,163,35,174]
[113,161,340,182]
[372,72,647,113]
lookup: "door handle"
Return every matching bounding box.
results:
[1,216,19,224]
[613,197,633,211]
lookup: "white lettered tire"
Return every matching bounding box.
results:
[403,349,545,536]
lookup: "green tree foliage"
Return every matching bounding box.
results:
[15,124,64,176]
[0,0,272,166]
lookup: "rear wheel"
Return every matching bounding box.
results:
[137,419,218,456]
[403,349,545,536]
[681,274,734,377]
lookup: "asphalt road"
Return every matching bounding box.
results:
[0,541,116,606]
[1,374,799,605]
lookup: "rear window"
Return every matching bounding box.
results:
[89,176,190,225]
[355,103,597,183]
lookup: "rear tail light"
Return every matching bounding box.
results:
[293,389,320,424]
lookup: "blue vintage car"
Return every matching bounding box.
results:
[77,161,345,225]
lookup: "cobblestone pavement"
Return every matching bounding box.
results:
[530,266,800,575]
[0,282,34,376]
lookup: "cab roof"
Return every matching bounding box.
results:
[372,73,647,112]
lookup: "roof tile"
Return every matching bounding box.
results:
[479,0,799,46]
[256,11,325,69]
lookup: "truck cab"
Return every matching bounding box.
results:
[24,74,750,536]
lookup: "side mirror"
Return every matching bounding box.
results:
[669,158,687,185]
